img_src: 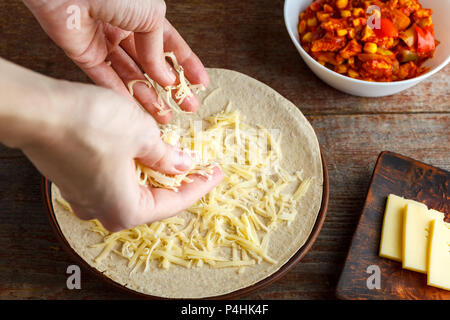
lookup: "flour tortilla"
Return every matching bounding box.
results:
[51,68,323,298]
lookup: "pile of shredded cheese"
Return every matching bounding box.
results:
[56,54,312,274]
[62,106,313,274]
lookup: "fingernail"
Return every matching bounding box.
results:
[175,150,191,171]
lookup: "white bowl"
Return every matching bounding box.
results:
[284,0,450,97]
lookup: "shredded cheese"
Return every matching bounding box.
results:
[56,55,313,273]
[127,52,205,116]
[62,108,314,274]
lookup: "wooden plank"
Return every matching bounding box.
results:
[0,113,448,299]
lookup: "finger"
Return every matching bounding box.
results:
[104,24,132,50]
[165,60,201,113]
[97,218,124,233]
[106,44,172,124]
[177,93,200,113]
[89,0,175,86]
[101,165,223,232]
[76,61,131,98]
[138,166,224,223]
[134,24,177,87]
[120,33,200,112]
[136,134,192,175]
[68,202,94,221]
[63,21,130,98]
[163,19,209,88]
[89,0,166,33]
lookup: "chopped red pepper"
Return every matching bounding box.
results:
[373,18,399,38]
[415,25,435,54]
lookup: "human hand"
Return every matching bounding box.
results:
[23,0,209,124]
[0,59,222,231]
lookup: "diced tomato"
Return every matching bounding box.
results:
[373,18,399,38]
[415,26,435,54]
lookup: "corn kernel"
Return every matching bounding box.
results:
[298,20,306,34]
[307,17,318,27]
[337,29,348,36]
[302,32,313,42]
[353,19,361,27]
[336,0,348,9]
[420,16,432,27]
[323,4,333,13]
[348,69,359,78]
[317,12,330,22]
[336,64,348,74]
[385,37,394,48]
[364,42,378,53]
[348,57,355,66]
[415,8,432,18]
[353,8,364,17]
[341,10,351,18]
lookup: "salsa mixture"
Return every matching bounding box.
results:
[298,0,438,82]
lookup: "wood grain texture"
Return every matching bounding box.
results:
[0,0,449,299]
[336,152,449,300]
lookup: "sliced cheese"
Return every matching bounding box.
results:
[427,219,450,291]
[379,194,426,261]
[402,203,444,273]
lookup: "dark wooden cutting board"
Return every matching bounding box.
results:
[336,151,449,300]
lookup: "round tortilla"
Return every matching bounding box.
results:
[51,68,323,298]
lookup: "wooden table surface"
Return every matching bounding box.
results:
[0,0,448,300]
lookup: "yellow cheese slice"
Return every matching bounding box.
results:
[379,194,426,261]
[402,204,444,273]
[427,219,450,291]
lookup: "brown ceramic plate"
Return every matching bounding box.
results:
[42,153,329,299]
[336,151,449,300]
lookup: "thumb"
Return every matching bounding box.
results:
[137,138,192,175]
